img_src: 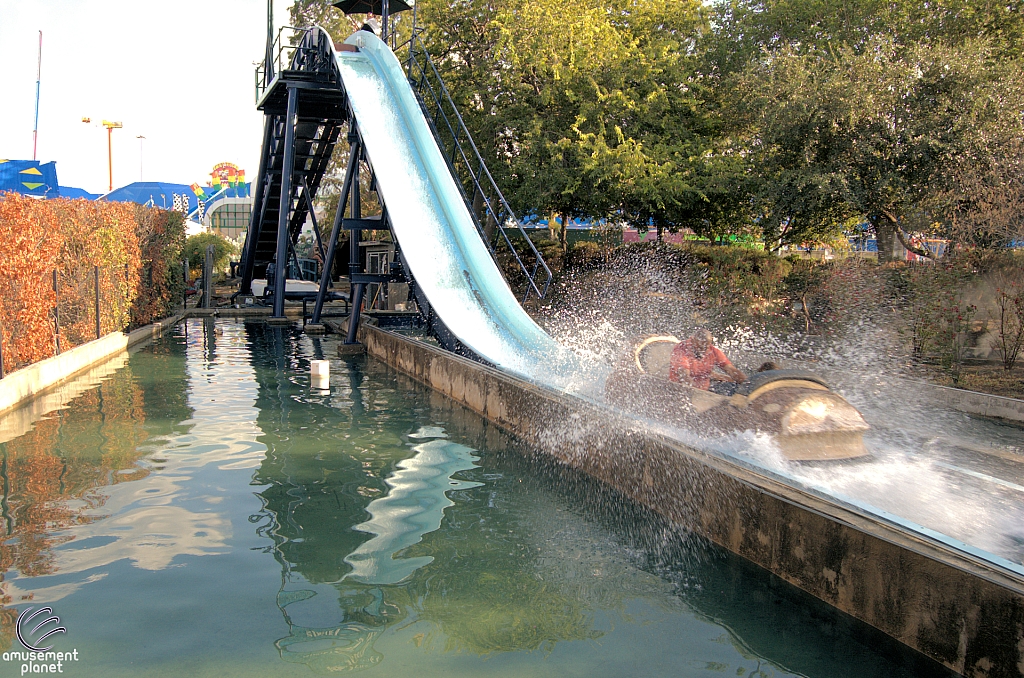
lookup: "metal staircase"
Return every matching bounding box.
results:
[240,26,552,344]
[238,27,348,317]
[403,34,552,302]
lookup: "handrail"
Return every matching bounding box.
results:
[256,26,339,104]
[401,34,552,301]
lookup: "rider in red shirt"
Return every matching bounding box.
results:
[669,329,746,390]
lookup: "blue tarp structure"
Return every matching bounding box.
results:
[0,159,60,198]
[59,186,100,200]
[102,182,201,210]
[102,182,250,213]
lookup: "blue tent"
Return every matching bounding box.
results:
[0,159,60,198]
[102,182,201,210]
[59,186,100,200]
[102,181,250,213]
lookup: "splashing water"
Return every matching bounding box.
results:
[337,33,1022,570]
[530,256,1024,571]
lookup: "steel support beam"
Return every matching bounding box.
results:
[272,86,298,318]
[310,139,361,325]
[239,116,276,294]
[302,176,327,268]
[345,140,364,344]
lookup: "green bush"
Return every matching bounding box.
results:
[680,243,793,312]
[131,208,186,328]
[184,232,237,274]
[564,241,604,269]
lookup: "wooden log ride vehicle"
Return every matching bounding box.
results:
[605,336,870,461]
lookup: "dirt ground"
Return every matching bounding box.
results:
[921,362,1024,399]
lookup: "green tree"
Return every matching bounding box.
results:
[184,232,237,273]
[419,0,736,244]
[714,0,1024,257]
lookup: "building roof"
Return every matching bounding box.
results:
[102,182,250,213]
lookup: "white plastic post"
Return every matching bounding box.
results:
[311,360,330,390]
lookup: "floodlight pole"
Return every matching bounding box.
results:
[32,31,42,161]
[102,120,123,191]
[136,135,145,180]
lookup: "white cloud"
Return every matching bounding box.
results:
[0,0,294,194]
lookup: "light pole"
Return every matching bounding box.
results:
[102,120,122,191]
[136,135,145,181]
[32,31,42,161]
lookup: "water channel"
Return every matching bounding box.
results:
[0,319,954,676]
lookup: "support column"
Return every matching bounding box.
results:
[272,86,298,319]
[302,177,327,268]
[310,139,360,326]
[345,142,364,345]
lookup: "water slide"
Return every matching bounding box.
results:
[335,32,583,387]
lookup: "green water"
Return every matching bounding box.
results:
[0,319,950,677]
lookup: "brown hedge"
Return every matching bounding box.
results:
[0,193,185,374]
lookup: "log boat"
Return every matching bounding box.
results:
[605,336,870,461]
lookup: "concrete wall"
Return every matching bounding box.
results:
[0,352,129,445]
[0,313,184,418]
[359,323,1024,678]
[921,381,1024,423]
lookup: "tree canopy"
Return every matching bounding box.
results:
[415,0,758,241]
[286,0,1024,257]
[712,0,1024,255]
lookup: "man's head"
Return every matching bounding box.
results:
[361,18,381,35]
[690,329,713,355]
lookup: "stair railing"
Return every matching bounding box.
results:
[256,26,340,103]
[402,34,551,302]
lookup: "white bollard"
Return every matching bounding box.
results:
[311,360,330,391]
[311,360,330,378]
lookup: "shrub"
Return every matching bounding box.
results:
[992,276,1024,371]
[895,257,985,382]
[680,243,793,313]
[132,208,187,327]
[783,258,831,333]
[0,193,184,374]
[564,241,604,270]
[0,193,61,370]
[184,232,238,274]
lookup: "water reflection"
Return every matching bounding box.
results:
[245,324,605,671]
[247,326,414,672]
[345,434,482,585]
[0,339,192,650]
[0,319,268,655]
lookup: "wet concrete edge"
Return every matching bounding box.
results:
[0,312,186,418]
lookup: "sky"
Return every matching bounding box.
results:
[0,0,295,195]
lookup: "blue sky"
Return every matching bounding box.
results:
[0,0,293,194]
